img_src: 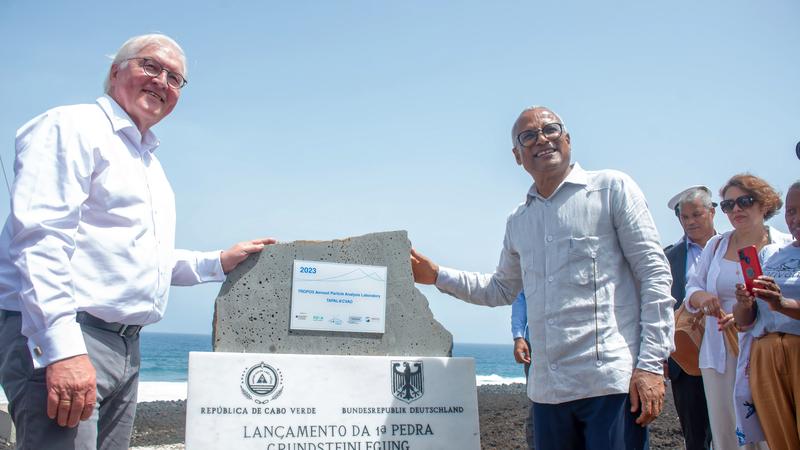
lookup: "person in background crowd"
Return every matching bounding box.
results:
[510,292,532,447]
[685,174,791,449]
[664,185,716,450]
[734,181,800,450]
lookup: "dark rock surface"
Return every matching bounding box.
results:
[0,383,685,449]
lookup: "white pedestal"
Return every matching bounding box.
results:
[185,352,480,449]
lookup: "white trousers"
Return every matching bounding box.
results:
[701,348,769,450]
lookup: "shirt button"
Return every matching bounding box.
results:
[550,363,557,370]
[547,318,555,325]
[595,360,603,367]
[33,346,43,356]
[546,235,553,243]
[548,275,554,282]
[545,200,552,207]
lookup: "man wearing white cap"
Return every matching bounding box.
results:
[664,185,717,450]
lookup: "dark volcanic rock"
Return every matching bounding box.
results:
[132,400,187,446]
[127,383,685,449]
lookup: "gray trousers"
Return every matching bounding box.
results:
[0,313,140,450]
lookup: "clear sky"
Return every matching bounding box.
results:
[1,1,798,344]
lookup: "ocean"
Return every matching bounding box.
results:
[140,332,525,384]
[0,332,526,404]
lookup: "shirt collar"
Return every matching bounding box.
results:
[685,232,718,249]
[96,96,160,153]
[525,162,586,205]
[685,236,703,249]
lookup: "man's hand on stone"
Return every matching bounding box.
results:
[629,368,664,426]
[221,238,278,274]
[46,354,97,428]
[410,248,438,285]
[513,338,530,364]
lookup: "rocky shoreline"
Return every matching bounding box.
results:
[131,383,685,448]
[0,383,685,449]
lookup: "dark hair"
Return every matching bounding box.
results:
[720,173,783,220]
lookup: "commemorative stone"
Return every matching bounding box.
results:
[191,231,479,449]
[212,230,453,356]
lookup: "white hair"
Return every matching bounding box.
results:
[511,105,568,148]
[677,187,715,213]
[103,33,187,94]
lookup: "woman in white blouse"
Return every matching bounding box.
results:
[685,174,792,450]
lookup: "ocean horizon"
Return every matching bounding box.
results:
[0,332,526,404]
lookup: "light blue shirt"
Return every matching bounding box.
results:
[686,237,704,277]
[749,242,800,337]
[436,163,674,404]
[510,292,528,340]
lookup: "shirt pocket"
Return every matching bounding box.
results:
[568,235,600,286]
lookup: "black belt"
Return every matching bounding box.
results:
[76,312,143,338]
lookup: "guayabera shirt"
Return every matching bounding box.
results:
[436,163,674,404]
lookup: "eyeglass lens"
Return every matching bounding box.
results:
[140,59,186,89]
[720,195,755,213]
[518,123,562,147]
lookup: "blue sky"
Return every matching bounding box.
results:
[1,1,798,344]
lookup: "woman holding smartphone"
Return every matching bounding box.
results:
[684,174,791,450]
[734,182,800,450]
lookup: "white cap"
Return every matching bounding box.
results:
[667,185,716,213]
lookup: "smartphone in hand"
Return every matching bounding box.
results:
[738,245,763,294]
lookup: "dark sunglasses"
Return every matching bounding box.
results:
[720,195,756,213]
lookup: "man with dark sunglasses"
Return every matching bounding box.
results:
[411,106,673,450]
[0,34,274,449]
[664,185,717,450]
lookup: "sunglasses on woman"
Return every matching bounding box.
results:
[720,195,756,213]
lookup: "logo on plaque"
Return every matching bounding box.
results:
[391,360,424,403]
[240,362,284,404]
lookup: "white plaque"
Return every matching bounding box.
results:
[185,352,480,449]
[290,260,387,333]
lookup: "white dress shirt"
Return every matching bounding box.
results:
[0,96,224,368]
[436,163,674,404]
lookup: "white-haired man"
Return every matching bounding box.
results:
[411,106,674,449]
[0,34,273,449]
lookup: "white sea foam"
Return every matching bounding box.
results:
[476,374,526,385]
[134,375,524,404]
[1,376,525,407]
[137,381,188,402]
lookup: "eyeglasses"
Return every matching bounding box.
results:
[720,195,756,213]
[516,123,564,148]
[126,57,188,89]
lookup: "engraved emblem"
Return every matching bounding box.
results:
[241,362,284,404]
[391,360,424,403]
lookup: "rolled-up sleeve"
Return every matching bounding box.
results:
[611,174,675,373]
